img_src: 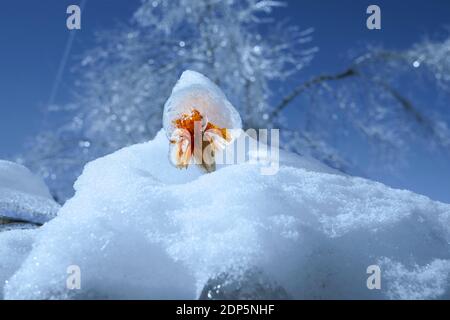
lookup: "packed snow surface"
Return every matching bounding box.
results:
[3,130,450,299]
[0,160,60,224]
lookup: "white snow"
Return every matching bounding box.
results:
[0,160,53,199]
[0,227,37,299]
[0,160,60,224]
[379,258,450,300]
[3,130,450,300]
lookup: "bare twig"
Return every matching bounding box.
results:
[270,68,358,118]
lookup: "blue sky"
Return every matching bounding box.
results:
[0,0,139,156]
[0,0,449,201]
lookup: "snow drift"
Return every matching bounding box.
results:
[3,129,450,299]
[0,160,59,225]
[0,160,58,299]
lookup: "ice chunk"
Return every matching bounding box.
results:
[3,131,450,299]
[199,268,290,300]
[0,161,60,225]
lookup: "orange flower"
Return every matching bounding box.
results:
[170,109,230,172]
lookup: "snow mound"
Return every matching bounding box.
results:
[3,131,450,299]
[0,160,60,224]
[0,160,53,199]
[0,228,37,299]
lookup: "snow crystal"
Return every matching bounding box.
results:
[0,160,60,224]
[3,130,450,299]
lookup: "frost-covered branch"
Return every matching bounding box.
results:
[272,39,450,168]
[271,68,358,118]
